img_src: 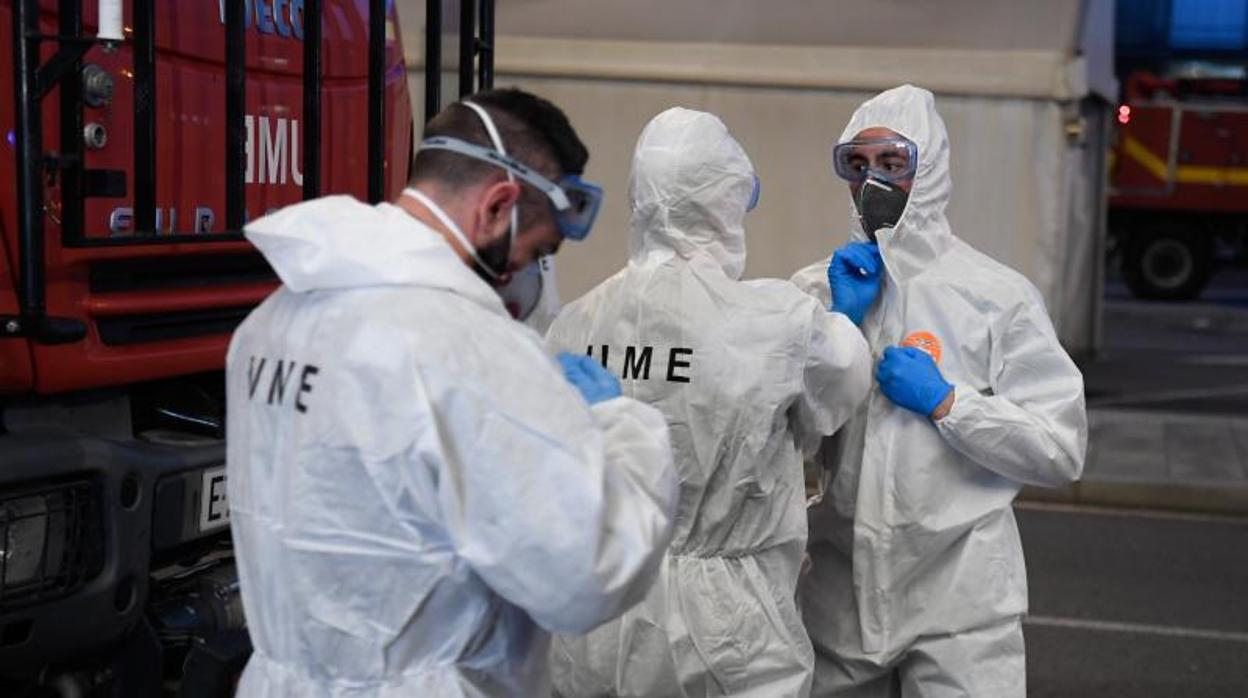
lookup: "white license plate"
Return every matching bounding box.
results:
[199,466,230,532]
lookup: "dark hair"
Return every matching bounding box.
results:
[409,88,588,191]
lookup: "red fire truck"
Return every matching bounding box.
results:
[1109,69,1248,300]
[0,0,490,693]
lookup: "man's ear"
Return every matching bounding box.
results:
[474,179,521,243]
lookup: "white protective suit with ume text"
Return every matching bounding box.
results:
[548,108,873,697]
[792,86,1088,697]
[225,195,679,697]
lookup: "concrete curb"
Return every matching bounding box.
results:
[1019,480,1248,516]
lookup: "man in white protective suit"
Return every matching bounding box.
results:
[792,85,1088,697]
[547,107,874,697]
[225,88,679,697]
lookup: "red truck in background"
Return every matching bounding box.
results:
[1109,69,1248,300]
[0,0,412,694]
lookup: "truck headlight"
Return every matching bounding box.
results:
[0,482,101,605]
[2,495,53,586]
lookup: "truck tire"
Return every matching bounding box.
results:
[1121,222,1212,301]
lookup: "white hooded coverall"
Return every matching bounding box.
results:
[792,86,1088,697]
[548,108,873,697]
[225,195,679,697]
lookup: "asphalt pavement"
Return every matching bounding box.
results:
[1088,266,1248,415]
[1019,269,1248,696]
[1019,266,1248,514]
[1020,502,1248,698]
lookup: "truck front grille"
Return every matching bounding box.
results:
[96,306,255,346]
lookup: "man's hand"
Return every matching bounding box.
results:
[929,391,955,421]
[876,346,954,420]
[828,242,884,326]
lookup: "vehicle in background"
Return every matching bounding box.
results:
[0,0,411,694]
[1110,0,1248,301]
[1109,70,1248,301]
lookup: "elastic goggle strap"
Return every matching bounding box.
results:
[462,101,506,155]
[418,136,573,211]
[461,101,519,244]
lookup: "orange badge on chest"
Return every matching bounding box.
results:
[901,331,943,364]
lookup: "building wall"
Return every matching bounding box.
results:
[398,1,1108,353]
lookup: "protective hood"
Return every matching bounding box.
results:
[628,107,754,279]
[245,195,503,313]
[840,85,954,280]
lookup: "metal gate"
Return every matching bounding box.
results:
[6,0,495,347]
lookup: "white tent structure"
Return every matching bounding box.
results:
[399,0,1117,355]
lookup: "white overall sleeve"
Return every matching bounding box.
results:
[442,372,678,635]
[792,306,873,456]
[936,300,1088,488]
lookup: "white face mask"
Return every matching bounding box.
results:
[498,258,545,321]
[402,101,520,283]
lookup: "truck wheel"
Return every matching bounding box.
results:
[1121,224,1212,301]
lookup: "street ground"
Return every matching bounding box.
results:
[1089,265,1248,414]
[1033,264,1248,514]
[1021,502,1248,698]
[1022,266,1248,697]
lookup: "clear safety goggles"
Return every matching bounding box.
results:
[831,136,918,184]
[418,136,604,241]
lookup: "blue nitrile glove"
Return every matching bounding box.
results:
[828,241,884,326]
[876,346,954,418]
[558,352,622,405]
